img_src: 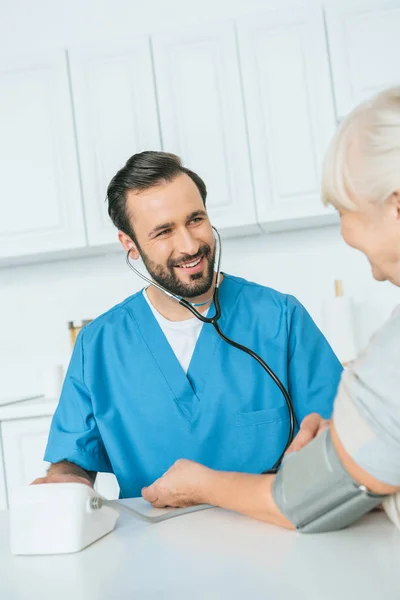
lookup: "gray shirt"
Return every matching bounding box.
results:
[333,306,400,526]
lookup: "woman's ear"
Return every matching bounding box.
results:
[393,190,400,203]
[389,190,400,221]
[118,231,139,259]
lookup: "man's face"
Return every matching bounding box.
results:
[121,174,216,298]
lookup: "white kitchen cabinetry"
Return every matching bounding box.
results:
[152,22,259,235]
[1,416,53,495]
[0,50,86,260]
[0,400,119,509]
[237,8,337,232]
[68,41,161,246]
[0,437,7,511]
[326,1,400,118]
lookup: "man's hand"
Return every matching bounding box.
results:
[285,413,330,454]
[31,474,93,487]
[142,459,212,508]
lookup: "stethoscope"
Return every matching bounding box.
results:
[126,227,296,473]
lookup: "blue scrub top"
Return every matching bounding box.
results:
[45,274,342,498]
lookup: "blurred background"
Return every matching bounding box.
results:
[0,0,399,502]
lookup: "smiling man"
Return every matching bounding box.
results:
[37,151,342,497]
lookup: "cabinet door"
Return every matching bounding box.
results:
[237,8,337,230]
[69,41,161,246]
[0,430,7,510]
[1,417,53,500]
[0,50,86,259]
[1,417,120,505]
[152,22,258,235]
[326,1,400,118]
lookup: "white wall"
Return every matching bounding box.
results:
[1,0,399,398]
[2,224,399,399]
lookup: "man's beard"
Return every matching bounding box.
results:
[139,242,215,298]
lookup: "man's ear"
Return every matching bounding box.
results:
[118,231,139,259]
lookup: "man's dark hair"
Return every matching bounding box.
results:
[107,151,207,244]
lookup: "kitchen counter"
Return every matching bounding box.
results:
[0,396,58,421]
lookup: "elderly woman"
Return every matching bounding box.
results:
[142,87,400,532]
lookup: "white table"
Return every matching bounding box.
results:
[0,505,399,600]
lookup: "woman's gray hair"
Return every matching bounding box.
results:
[322,87,400,210]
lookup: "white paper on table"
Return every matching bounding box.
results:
[108,497,213,523]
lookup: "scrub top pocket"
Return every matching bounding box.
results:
[235,404,290,473]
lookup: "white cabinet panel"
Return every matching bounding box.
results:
[69,41,161,246]
[0,429,7,510]
[326,1,400,117]
[1,416,120,506]
[238,8,337,230]
[1,417,53,496]
[0,50,86,259]
[152,22,258,234]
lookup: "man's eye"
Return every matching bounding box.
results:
[156,229,171,237]
[190,217,203,224]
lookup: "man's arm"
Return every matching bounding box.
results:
[47,460,96,485]
[32,460,97,487]
[41,330,113,481]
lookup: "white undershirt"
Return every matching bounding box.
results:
[143,289,208,374]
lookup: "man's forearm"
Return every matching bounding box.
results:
[201,470,294,529]
[47,461,97,485]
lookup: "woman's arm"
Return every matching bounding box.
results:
[142,459,293,528]
[142,422,400,528]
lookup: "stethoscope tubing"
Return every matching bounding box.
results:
[126,227,296,472]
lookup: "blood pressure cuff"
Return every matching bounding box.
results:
[272,429,387,533]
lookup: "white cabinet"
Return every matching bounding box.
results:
[68,41,161,246]
[326,1,400,118]
[0,403,119,509]
[237,8,337,231]
[152,22,259,235]
[5,4,397,265]
[1,417,52,497]
[0,435,7,511]
[0,50,86,259]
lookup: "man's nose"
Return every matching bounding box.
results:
[176,228,200,257]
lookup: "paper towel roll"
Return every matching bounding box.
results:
[322,295,357,365]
